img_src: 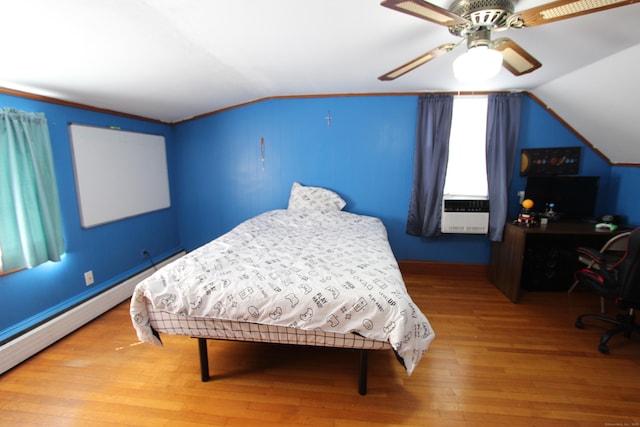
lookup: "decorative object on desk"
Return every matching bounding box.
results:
[543,202,556,219]
[516,198,536,227]
[600,214,617,224]
[520,147,581,176]
[595,223,618,232]
[539,202,555,225]
[595,214,618,232]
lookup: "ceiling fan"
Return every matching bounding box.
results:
[379,0,639,81]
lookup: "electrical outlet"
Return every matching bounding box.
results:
[84,270,94,286]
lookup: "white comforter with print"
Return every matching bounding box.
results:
[130,209,434,374]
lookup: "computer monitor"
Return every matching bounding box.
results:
[524,175,600,221]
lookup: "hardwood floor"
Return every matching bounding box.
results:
[1,267,639,426]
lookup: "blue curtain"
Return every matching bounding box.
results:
[0,108,65,270]
[407,94,454,237]
[486,93,523,241]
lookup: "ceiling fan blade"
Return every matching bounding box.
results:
[493,38,542,76]
[514,0,639,27]
[380,0,469,27]
[379,43,459,81]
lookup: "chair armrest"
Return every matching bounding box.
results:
[576,247,606,265]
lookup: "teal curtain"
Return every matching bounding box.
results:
[0,108,65,270]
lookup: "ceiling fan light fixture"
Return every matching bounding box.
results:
[453,46,503,84]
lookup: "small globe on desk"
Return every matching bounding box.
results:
[517,199,536,227]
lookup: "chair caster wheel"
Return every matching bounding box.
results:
[598,343,609,354]
[575,320,584,329]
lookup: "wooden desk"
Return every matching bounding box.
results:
[489,222,618,303]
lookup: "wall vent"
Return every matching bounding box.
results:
[441,196,489,234]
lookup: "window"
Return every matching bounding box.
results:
[443,95,488,198]
[407,92,522,240]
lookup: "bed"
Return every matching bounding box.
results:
[130,182,435,394]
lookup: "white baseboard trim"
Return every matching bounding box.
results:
[0,251,185,375]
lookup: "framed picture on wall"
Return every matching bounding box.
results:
[520,146,581,176]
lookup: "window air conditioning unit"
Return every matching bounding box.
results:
[441,196,489,234]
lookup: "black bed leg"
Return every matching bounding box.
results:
[358,350,368,395]
[198,338,210,382]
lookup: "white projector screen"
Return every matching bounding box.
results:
[69,124,171,228]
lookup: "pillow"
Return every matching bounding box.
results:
[287,182,346,211]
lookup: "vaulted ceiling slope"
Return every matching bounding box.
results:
[1,0,639,163]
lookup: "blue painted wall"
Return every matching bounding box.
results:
[2,90,634,343]
[508,96,612,220]
[173,96,497,263]
[609,166,640,225]
[172,94,615,264]
[0,93,181,343]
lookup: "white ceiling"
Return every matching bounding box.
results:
[1,0,639,163]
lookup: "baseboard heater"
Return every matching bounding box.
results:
[0,251,185,376]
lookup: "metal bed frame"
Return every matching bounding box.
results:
[147,305,391,395]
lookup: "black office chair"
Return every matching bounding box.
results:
[574,227,640,354]
[568,231,631,313]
